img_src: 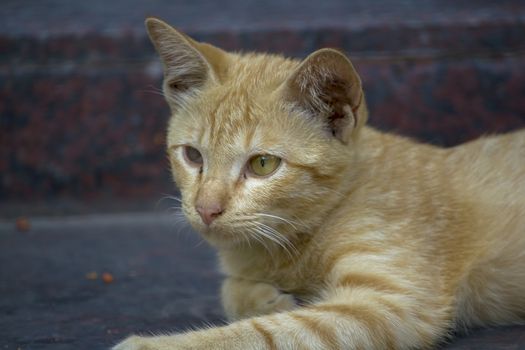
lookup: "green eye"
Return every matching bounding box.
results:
[248,155,281,177]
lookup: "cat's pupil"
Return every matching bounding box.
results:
[260,157,266,167]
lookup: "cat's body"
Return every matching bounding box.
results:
[221,127,525,328]
[114,18,525,350]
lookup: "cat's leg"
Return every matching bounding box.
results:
[221,277,297,321]
[113,281,452,350]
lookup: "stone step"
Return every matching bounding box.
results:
[1,0,525,209]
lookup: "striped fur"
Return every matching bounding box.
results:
[113,18,525,350]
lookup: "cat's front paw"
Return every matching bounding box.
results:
[222,278,297,320]
[113,335,181,350]
[112,335,148,350]
[252,283,297,314]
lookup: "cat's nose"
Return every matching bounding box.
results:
[195,204,224,225]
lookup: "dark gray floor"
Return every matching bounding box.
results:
[0,214,524,349]
[0,214,224,350]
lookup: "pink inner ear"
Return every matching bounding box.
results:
[283,51,365,143]
[299,76,356,141]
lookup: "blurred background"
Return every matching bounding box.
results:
[2,0,525,217]
[1,1,525,349]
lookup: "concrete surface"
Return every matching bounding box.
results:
[1,213,524,349]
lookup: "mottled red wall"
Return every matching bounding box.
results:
[1,21,525,203]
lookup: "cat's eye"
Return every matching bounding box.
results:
[183,146,203,166]
[168,80,188,92]
[248,155,281,177]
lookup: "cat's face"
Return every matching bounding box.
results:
[167,79,345,248]
[146,18,367,249]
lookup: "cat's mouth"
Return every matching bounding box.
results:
[195,217,299,253]
[184,207,300,250]
[196,223,249,248]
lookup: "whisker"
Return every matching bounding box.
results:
[245,225,276,261]
[253,213,302,230]
[158,194,183,204]
[169,208,190,236]
[252,223,296,259]
[230,213,301,258]
[258,222,298,250]
[156,194,184,212]
[239,229,253,249]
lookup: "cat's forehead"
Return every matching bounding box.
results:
[194,66,292,149]
[167,53,319,159]
[198,89,283,152]
[221,53,298,88]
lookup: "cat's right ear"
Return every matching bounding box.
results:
[145,18,225,107]
[280,49,367,144]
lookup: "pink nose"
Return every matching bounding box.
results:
[196,204,224,225]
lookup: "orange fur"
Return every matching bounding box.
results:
[114,18,525,350]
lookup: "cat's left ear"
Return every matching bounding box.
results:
[282,49,367,143]
[145,17,227,108]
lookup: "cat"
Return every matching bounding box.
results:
[114,17,525,350]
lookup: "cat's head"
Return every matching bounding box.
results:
[146,18,368,249]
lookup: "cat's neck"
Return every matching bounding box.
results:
[218,228,314,280]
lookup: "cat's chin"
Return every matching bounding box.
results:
[196,226,244,249]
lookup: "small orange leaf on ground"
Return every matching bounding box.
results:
[16,217,30,232]
[102,272,114,284]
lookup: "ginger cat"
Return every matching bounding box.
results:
[114,18,525,350]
